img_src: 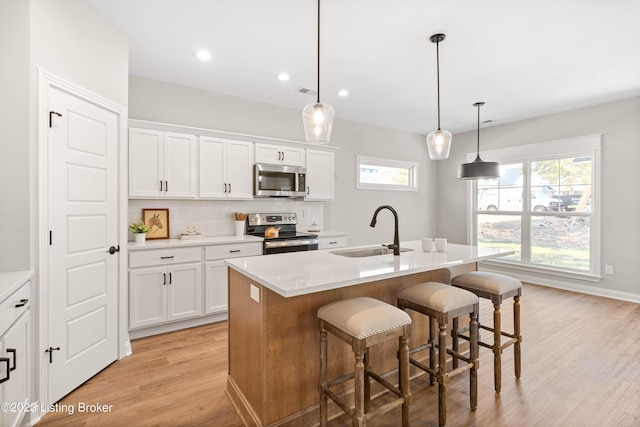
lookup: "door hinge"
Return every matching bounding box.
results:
[49,111,62,128]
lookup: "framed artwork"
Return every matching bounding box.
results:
[142,208,170,239]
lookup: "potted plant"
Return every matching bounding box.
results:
[129,221,149,243]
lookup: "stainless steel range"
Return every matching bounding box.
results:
[246,213,319,255]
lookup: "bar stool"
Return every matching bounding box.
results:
[397,282,479,427]
[318,297,412,427]
[451,271,522,393]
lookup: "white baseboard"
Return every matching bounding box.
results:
[128,312,228,340]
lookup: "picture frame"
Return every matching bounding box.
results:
[142,208,170,240]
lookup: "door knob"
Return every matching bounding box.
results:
[107,246,120,254]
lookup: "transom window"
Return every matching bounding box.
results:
[357,156,418,191]
[470,135,600,277]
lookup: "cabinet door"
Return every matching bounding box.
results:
[129,128,163,197]
[167,263,202,321]
[129,267,167,328]
[205,261,228,314]
[199,136,226,198]
[226,140,254,199]
[255,143,282,164]
[305,149,335,200]
[0,313,30,427]
[164,132,197,198]
[280,146,305,167]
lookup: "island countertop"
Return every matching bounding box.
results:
[225,241,512,297]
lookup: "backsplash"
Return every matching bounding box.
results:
[128,199,324,240]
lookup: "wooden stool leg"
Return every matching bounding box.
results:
[469,310,478,411]
[514,295,522,379]
[399,334,411,427]
[452,317,459,369]
[319,325,328,427]
[429,317,437,385]
[438,322,447,427]
[364,350,371,413]
[354,350,366,427]
[493,303,502,393]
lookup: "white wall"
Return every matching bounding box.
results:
[128,76,438,245]
[0,0,30,272]
[437,96,640,298]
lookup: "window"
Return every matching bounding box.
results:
[470,135,600,277]
[357,155,418,191]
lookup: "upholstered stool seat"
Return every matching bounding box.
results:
[451,271,522,393]
[318,297,412,427]
[397,282,479,427]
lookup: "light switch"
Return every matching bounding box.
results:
[605,265,614,275]
[250,284,260,303]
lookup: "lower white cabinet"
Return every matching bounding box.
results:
[129,262,202,329]
[0,276,30,427]
[318,234,349,250]
[129,241,262,335]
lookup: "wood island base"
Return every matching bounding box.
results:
[226,264,476,427]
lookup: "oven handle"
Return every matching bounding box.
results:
[264,239,319,249]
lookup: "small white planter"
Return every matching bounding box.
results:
[134,233,146,243]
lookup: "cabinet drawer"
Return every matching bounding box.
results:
[318,236,349,250]
[129,247,202,268]
[205,242,263,260]
[0,281,30,336]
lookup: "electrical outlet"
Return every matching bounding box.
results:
[250,284,260,303]
[605,265,614,275]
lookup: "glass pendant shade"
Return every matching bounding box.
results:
[303,101,334,144]
[426,129,452,160]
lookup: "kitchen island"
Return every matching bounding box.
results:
[224,241,512,427]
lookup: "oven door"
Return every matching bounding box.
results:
[263,238,319,254]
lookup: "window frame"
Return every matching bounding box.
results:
[356,155,419,191]
[467,134,602,280]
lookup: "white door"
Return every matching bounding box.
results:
[128,128,163,197]
[167,263,202,321]
[199,136,226,198]
[47,86,118,403]
[305,149,335,201]
[163,132,197,198]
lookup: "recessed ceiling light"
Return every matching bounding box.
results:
[195,50,212,61]
[337,89,349,97]
[277,73,290,81]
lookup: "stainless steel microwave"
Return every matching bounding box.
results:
[254,163,306,197]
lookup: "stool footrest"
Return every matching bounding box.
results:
[408,342,433,356]
[367,371,403,398]
[324,387,353,417]
[326,372,355,389]
[409,357,436,377]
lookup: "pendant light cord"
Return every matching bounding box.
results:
[436,39,441,130]
[476,103,480,155]
[316,0,321,104]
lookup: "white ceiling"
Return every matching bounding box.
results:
[83,0,640,135]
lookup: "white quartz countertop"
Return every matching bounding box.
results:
[128,235,263,251]
[0,270,34,302]
[225,241,513,297]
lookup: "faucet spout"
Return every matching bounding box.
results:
[369,205,400,256]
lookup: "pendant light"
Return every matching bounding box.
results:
[426,33,452,160]
[302,0,334,144]
[457,102,500,179]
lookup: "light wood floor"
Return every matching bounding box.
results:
[38,283,640,427]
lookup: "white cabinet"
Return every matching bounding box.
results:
[204,242,262,314]
[129,128,197,198]
[0,278,30,427]
[255,143,305,166]
[305,149,335,201]
[199,137,254,199]
[318,234,349,250]
[129,248,202,329]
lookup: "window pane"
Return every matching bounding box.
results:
[359,164,409,186]
[531,215,590,270]
[477,163,523,212]
[477,214,521,261]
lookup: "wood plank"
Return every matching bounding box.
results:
[38,283,640,427]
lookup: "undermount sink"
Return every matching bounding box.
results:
[330,246,414,258]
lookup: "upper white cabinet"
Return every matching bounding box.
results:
[305,149,335,201]
[255,143,305,167]
[129,128,197,198]
[199,137,254,199]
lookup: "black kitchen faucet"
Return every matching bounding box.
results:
[369,205,400,256]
